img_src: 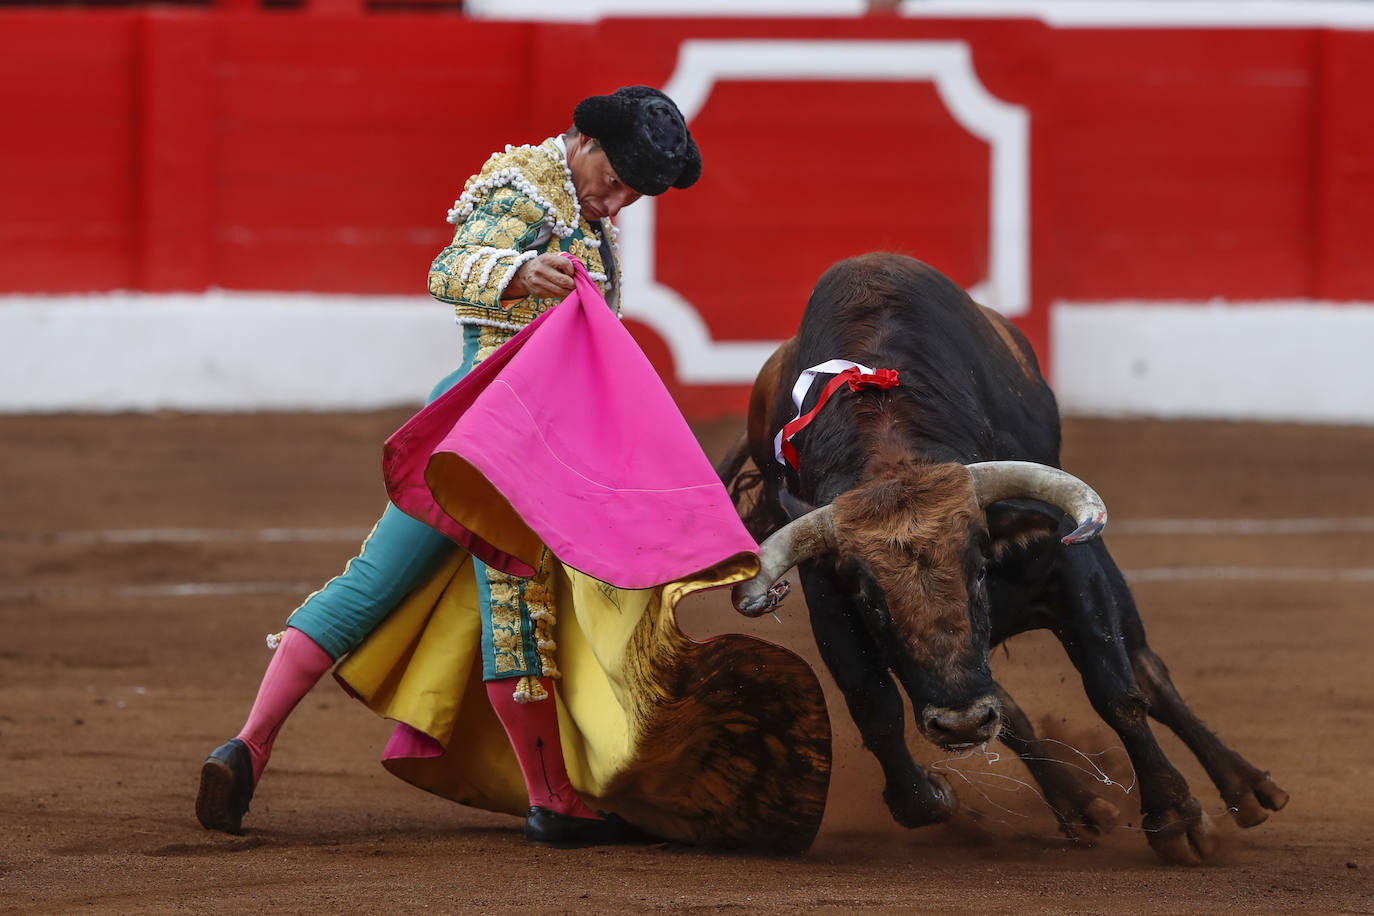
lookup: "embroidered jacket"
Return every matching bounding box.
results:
[427,138,621,342]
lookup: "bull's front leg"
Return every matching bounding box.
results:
[994,682,1120,843]
[799,563,957,828]
[1054,546,1218,865]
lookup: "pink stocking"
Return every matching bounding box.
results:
[485,678,600,819]
[234,627,334,783]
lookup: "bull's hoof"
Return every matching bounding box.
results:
[1145,796,1216,866]
[1054,795,1121,845]
[884,771,958,828]
[1225,772,1289,828]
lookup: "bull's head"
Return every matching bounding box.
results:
[733,460,1107,750]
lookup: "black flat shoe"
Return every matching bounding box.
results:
[196,738,255,834]
[524,805,644,848]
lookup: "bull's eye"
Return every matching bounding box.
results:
[975,564,988,587]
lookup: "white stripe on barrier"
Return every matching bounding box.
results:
[1113,518,1374,536]
[5,567,1374,603]
[40,527,372,546]
[6,518,1373,602]
[1123,567,1374,583]
[1051,301,1374,424]
[897,1,1374,29]
[0,582,319,601]
[8,297,1374,418]
[462,0,1374,29]
[0,293,457,413]
[463,0,866,20]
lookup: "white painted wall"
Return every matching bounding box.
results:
[0,293,459,413]
[893,1,1374,29]
[1052,301,1374,424]
[463,0,1374,29]
[463,0,867,20]
[6,294,1374,422]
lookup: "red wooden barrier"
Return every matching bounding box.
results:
[1,11,1371,417]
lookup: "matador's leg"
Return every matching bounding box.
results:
[476,551,640,847]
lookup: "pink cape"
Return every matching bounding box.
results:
[383,258,758,588]
[338,259,832,851]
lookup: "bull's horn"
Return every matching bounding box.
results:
[732,504,837,616]
[966,460,1108,544]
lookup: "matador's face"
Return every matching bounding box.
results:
[567,138,641,222]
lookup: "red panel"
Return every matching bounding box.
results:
[1317,30,1374,300]
[209,15,531,292]
[624,319,752,421]
[0,13,141,292]
[655,78,990,344]
[4,12,1374,417]
[525,16,1054,409]
[1045,28,1321,301]
[531,16,1053,368]
[139,12,217,291]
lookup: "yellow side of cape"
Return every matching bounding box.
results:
[334,547,831,852]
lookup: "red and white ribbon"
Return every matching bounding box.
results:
[774,359,900,471]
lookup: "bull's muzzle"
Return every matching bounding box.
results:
[920,695,1002,748]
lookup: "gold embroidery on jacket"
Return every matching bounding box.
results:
[484,548,559,680]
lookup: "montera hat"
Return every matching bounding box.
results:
[573,86,702,197]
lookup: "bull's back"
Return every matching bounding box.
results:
[975,303,1042,384]
[787,253,1061,463]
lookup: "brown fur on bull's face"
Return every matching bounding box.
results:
[831,464,980,659]
[828,461,1001,747]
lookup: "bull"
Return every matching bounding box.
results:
[717,252,1288,864]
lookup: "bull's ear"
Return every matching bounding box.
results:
[778,485,817,522]
[985,500,1061,560]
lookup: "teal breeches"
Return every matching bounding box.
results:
[285,332,479,661]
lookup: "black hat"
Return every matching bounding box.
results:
[573,86,702,197]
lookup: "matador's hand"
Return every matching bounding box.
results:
[504,253,576,300]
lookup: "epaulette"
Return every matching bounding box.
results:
[445,140,580,240]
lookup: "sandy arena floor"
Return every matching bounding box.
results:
[2,411,1372,913]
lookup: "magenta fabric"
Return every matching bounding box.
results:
[382,722,446,761]
[383,258,758,589]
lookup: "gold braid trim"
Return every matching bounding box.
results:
[512,676,549,704]
[447,140,578,236]
[526,549,560,682]
[443,140,615,331]
[492,548,561,704]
